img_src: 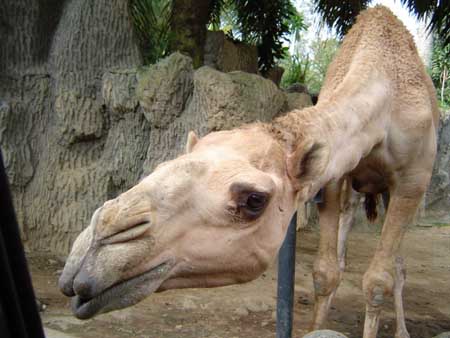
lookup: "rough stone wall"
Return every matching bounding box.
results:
[3,0,447,259]
[1,43,302,257]
[1,0,141,256]
[204,31,259,74]
[426,111,450,223]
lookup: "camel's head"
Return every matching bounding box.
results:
[59,125,323,319]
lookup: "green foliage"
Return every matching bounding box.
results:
[130,0,173,64]
[312,0,450,51]
[430,35,450,108]
[280,55,310,88]
[281,38,339,94]
[312,0,370,37]
[131,0,303,71]
[210,0,306,74]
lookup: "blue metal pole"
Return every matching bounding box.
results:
[276,212,297,338]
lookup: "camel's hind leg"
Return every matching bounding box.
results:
[362,173,430,338]
[337,179,359,274]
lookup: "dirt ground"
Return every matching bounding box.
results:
[29,225,450,338]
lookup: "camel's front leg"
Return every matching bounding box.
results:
[311,180,342,330]
[362,178,428,338]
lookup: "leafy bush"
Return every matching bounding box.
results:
[209,0,306,73]
[130,0,173,64]
[281,38,339,94]
[430,35,450,108]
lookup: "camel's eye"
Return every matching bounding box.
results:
[238,191,269,220]
[245,193,268,212]
[228,183,271,221]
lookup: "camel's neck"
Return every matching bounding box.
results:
[272,73,392,197]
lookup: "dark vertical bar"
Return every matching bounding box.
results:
[276,213,297,338]
[0,150,45,338]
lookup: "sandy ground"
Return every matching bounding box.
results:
[29,225,450,338]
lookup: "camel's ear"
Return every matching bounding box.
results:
[185,131,199,153]
[287,141,329,192]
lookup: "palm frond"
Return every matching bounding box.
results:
[311,0,371,37]
[233,0,298,73]
[130,0,173,64]
[312,0,450,53]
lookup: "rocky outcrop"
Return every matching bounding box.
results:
[204,31,258,74]
[426,111,450,223]
[285,92,313,112]
[1,52,310,256]
[189,67,287,132]
[136,53,194,128]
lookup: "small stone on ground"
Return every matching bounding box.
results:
[434,333,450,338]
[302,329,348,338]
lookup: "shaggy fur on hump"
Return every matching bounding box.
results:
[249,5,439,145]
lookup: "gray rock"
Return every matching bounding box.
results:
[285,92,313,111]
[265,66,285,86]
[286,83,309,93]
[102,69,138,114]
[302,330,348,338]
[137,52,194,128]
[426,111,450,223]
[433,333,450,338]
[234,306,249,317]
[244,298,270,313]
[204,31,258,74]
[190,66,286,132]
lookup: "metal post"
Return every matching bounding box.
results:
[276,213,297,338]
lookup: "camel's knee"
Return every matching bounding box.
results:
[313,258,340,296]
[363,266,395,308]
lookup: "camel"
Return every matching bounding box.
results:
[59,6,439,338]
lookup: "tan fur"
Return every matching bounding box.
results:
[60,6,438,337]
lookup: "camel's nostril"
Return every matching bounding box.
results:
[58,275,75,297]
[73,270,97,299]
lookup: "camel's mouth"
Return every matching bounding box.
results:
[71,261,173,319]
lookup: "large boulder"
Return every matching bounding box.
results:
[285,92,313,111]
[426,111,450,223]
[204,31,258,74]
[136,53,194,128]
[188,66,287,132]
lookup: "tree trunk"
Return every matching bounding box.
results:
[170,0,212,68]
[0,0,143,256]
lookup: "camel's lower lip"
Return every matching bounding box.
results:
[72,261,172,319]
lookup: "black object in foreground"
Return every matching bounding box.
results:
[276,212,297,338]
[0,149,45,338]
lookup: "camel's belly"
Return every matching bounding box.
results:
[349,156,390,194]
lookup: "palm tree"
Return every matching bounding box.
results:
[312,0,449,50]
[130,0,449,70]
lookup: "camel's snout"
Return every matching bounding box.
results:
[59,271,76,297]
[59,264,99,300]
[72,269,99,300]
